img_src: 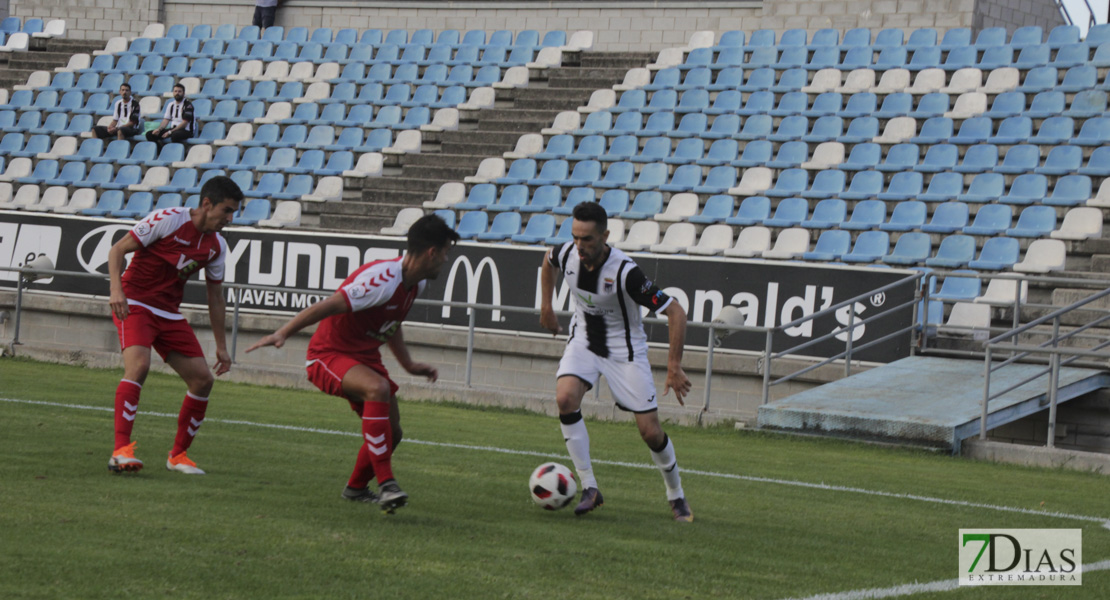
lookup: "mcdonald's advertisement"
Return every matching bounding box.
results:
[1,211,915,361]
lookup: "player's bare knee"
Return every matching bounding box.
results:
[639,423,665,447]
[188,371,215,396]
[555,394,581,415]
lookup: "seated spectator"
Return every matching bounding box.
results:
[146,82,195,145]
[93,83,141,141]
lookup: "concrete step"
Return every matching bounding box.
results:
[513,97,590,110]
[581,51,656,67]
[0,68,36,87]
[477,118,552,132]
[439,130,526,146]
[362,177,448,193]
[401,165,477,180]
[360,188,436,204]
[44,39,105,54]
[478,107,564,122]
[318,200,414,217]
[441,142,514,156]
[513,87,596,101]
[318,213,395,233]
[402,153,487,168]
[547,67,633,83]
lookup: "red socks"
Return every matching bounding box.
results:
[171,392,208,458]
[360,401,394,485]
[114,379,142,449]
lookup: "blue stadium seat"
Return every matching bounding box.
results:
[725,196,771,226]
[801,229,851,261]
[766,141,808,169]
[883,232,933,266]
[529,160,570,187]
[694,166,736,195]
[952,117,993,145]
[598,135,638,162]
[1042,175,1092,206]
[597,189,630,216]
[958,172,1004,203]
[80,190,125,217]
[989,116,1032,145]
[967,237,1020,270]
[664,138,704,165]
[954,144,998,173]
[456,211,489,240]
[626,163,669,191]
[1070,116,1110,146]
[708,67,745,92]
[765,168,808,197]
[732,139,771,167]
[880,200,927,232]
[544,218,573,246]
[934,271,981,302]
[769,115,811,142]
[838,117,878,143]
[45,161,86,187]
[801,198,847,229]
[511,214,556,244]
[924,234,975,268]
[801,169,845,199]
[914,144,958,173]
[877,143,920,172]
[908,94,950,120]
[918,172,963,201]
[876,171,924,201]
[520,186,562,214]
[763,197,809,227]
[705,89,742,114]
[963,204,1013,235]
[689,195,735,224]
[1005,205,1056,237]
[156,168,199,194]
[696,139,738,166]
[840,170,883,200]
[487,185,529,212]
[1032,116,1075,145]
[703,113,742,139]
[840,199,887,230]
[840,231,890,263]
[1035,145,1083,176]
[994,145,1040,174]
[112,192,155,220]
[788,91,829,117]
[1059,65,1096,93]
[619,192,665,219]
[594,161,634,189]
[154,194,183,211]
[552,187,596,216]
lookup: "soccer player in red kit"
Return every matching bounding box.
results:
[246,215,459,513]
[107,176,243,475]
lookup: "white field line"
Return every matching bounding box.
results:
[778,559,1110,600]
[4,397,1110,532]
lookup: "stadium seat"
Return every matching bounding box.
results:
[880,200,927,232]
[1005,205,1057,238]
[619,191,665,219]
[655,193,700,222]
[801,229,851,261]
[967,237,1020,270]
[1000,173,1047,205]
[763,197,809,228]
[838,170,883,200]
[801,198,847,229]
[883,231,934,266]
[613,220,660,252]
[1012,239,1066,273]
[380,207,424,235]
[841,200,887,231]
[1051,207,1103,240]
[648,222,697,254]
[921,202,970,234]
[762,228,809,259]
[974,278,1028,306]
[1043,175,1092,207]
[511,214,557,244]
[717,196,767,226]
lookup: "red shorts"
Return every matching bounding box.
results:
[113,305,204,361]
[306,352,399,401]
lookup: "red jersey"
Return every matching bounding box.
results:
[121,208,228,319]
[308,257,425,361]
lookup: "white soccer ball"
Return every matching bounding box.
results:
[529,462,578,510]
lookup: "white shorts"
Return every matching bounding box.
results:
[556,342,658,413]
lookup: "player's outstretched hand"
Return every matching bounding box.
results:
[663,366,692,406]
[539,307,563,336]
[407,362,438,383]
[245,332,286,353]
[213,348,232,376]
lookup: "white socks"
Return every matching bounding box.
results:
[650,435,684,501]
[559,411,597,489]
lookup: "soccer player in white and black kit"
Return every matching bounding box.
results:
[540,201,694,522]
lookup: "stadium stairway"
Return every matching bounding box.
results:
[0,38,103,90]
[757,356,1110,453]
[314,51,656,232]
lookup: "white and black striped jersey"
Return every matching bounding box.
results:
[548,242,673,361]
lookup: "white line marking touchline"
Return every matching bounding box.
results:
[5,397,1110,531]
[778,560,1110,600]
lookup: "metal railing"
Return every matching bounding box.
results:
[2,264,919,420]
[978,285,1110,449]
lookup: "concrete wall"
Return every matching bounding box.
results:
[0,290,839,426]
[987,392,1110,454]
[7,0,1071,49]
[973,0,1067,34]
[9,0,162,40]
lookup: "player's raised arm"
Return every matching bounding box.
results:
[539,249,562,335]
[245,291,349,352]
[107,233,143,321]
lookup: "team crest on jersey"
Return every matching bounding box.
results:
[603,277,615,292]
[641,279,655,294]
[134,222,151,237]
[347,283,366,299]
[208,248,216,260]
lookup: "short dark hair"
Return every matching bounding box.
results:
[119,83,131,91]
[407,214,460,254]
[200,175,244,207]
[173,82,185,92]
[572,201,607,233]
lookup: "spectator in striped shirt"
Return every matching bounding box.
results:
[92,83,141,141]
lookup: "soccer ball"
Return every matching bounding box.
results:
[529,462,578,510]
